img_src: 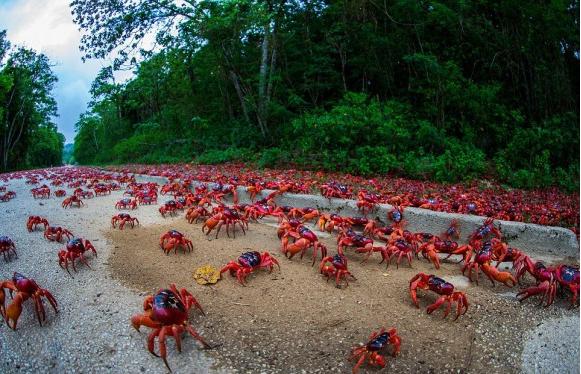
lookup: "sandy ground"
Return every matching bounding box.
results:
[0,173,579,374]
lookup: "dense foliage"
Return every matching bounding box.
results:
[0,31,64,171]
[71,0,579,191]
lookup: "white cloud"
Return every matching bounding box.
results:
[3,0,77,55]
[0,0,128,143]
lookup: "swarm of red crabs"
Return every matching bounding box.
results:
[0,164,578,372]
[108,163,578,230]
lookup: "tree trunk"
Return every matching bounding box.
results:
[257,22,270,137]
[266,28,278,110]
[229,71,252,126]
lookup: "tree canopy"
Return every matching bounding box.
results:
[71,0,579,191]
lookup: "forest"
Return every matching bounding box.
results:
[52,1,581,191]
[0,31,64,171]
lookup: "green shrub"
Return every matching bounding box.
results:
[400,151,436,179]
[348,146,398,175]
[258,147,287,168]
[195,147,253,164]
[492,113,579,191]
[433,140,486,182]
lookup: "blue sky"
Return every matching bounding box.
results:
[0,0,119,143]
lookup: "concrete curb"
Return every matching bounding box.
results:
[133,174,579,259]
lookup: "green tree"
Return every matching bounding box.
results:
[0,30,62,171]
[70,0,579,191]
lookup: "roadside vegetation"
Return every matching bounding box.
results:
[8,1,581,192]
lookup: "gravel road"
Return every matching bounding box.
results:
[0,176,220,374]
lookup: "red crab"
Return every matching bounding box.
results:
[418,239,470,269]
[517,263,579,307]
[44,226,73,242]
[0,272,58,329]
[364,220,396,241]
[80,190,94,199]
[241,203,274,221]
[349,327,401,374]
[0,192,13,202]
[210,183,239,205]
[62,195,84,208]
[185,206,210,224]
[356,190,381,215]
[410,273,469,320]
[130,284,214,371]
[338,230,374,257]
[0,236,17,262]
[116,198,138,210]
[387,204,405,227]
[94,184,111,196]
[468,218,501,245]
[441,219,461,240]
[246,182,265,202]
[281,224,328,265]
[490,241,529,270]
[277,219,302,239]
[220,251,280,285]
[462,239,516,287]
[319,254,356,287]
[159,200,182,217]
[554,265,579,307]
[111,213,140,229]
[383,237,415,269]
[26,216,49,232]
[31,186,50,199]
[159,230,193,255]
[286,207,320,222]
[202,207,248,238]
[54,189,66,197]
[58,238,97,275]
[137,193,157,205]
[318,213,349,233]
[320,181,353,199]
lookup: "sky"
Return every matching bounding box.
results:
[0,0,122,143]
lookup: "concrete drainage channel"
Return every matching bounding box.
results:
[135,174,580,260]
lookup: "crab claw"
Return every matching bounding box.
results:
[4,293,24,330]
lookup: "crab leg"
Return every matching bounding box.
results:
[33,294,46,325]
[172,325,183,352]
[186,325,212,349]
[78,253,92,269]
[158,326,172,371]
[147,328,161,357]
